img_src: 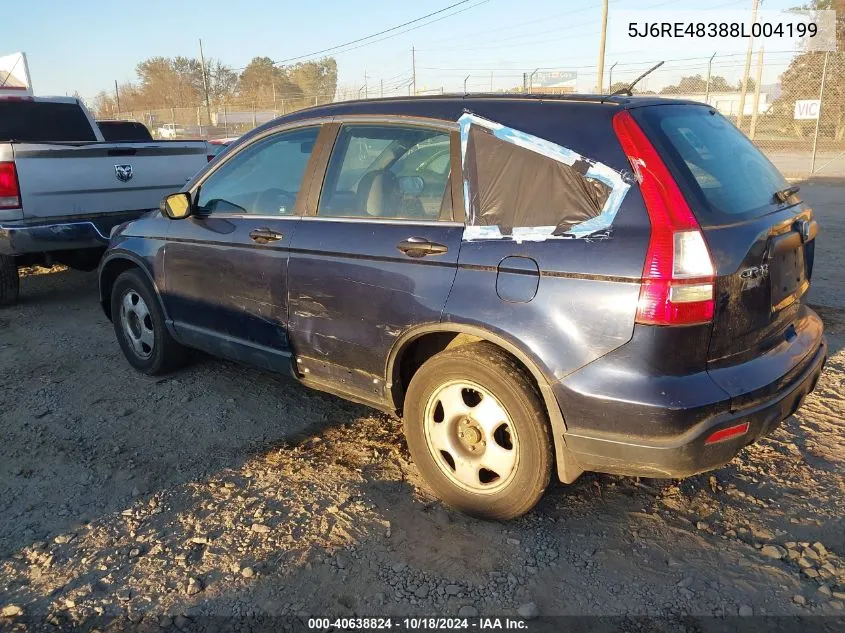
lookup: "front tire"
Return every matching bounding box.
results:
[403,342,553,520]
[0,255,19,306]
[111,269,187,375]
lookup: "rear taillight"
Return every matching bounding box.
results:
[613,111,715,326]
[705,421,749,445]
[0,162,21,209]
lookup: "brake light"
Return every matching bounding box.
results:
[613,111,715,326]
[0,162,21,209]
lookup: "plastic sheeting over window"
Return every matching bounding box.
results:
[458,112,630,241]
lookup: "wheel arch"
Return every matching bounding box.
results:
[99,252,168,323]
[386,323,583,484]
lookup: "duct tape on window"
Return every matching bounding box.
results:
[458,112,631,242]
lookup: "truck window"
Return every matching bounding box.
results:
[97,120,153,142]
[0,100,97,142]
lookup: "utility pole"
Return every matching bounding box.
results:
[705,52,717,104]
[464,75,470,93]
[380,79,384,98]
[736,0,760,132]
[596,0,609,93]
[411,46,416,96]
[114,80,120,116]
[272,80,277,115]
[199,39,212,126]
[364,71,369,99]
[749,47,765,140]
[529,68,539,93]
[490,71,493,92]
[811,50,830,174]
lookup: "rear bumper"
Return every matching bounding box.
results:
[0,211,147,256]
[555,311,827,479]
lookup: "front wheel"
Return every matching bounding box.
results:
[111,269,187,375]
[403,342,553,520]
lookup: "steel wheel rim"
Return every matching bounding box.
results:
[423,379,519,494]
[119,289,154,359]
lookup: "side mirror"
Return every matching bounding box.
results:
[161,192,192,220]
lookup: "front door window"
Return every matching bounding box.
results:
[197,127,320,216]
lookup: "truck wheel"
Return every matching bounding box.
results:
[0,255,20,306]
[111,269,187,375]
[403,342,553,520]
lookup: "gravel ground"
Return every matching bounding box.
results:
[0,183,844,630]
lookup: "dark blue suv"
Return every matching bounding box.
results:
[100,95,827,519]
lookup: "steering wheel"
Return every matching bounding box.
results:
[255,188,296,215]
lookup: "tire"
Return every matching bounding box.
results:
[403,341,553,520]
[110,269,187,375]
[0,255,19,307]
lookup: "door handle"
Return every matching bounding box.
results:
[249,228,284,244]
[397,237,449,258]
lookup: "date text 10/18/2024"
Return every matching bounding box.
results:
[307,617,529,630]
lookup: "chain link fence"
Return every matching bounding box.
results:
[102,51,845,179]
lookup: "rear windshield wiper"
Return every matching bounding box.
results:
[774,185,800,203]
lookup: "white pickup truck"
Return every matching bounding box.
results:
[0,96,210,304]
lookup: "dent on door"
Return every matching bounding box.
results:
[288,221,465,399]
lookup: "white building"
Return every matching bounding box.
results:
[665,91,772,116]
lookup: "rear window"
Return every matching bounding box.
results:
[0,100,96,142]
[633,104,786,225]
[97,120,152,142]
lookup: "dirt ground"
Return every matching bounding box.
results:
[0,182,844,630]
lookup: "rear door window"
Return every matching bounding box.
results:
[633,104,786,225]
[318,125,451,221]
[465,124,611,234]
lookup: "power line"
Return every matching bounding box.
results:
[231,0,481,70]
[417,2,621,49]
[417,50,803,73]
[418,0,749,55]
[293,0,489,61]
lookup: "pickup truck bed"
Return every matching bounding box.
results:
[0,96,209,304]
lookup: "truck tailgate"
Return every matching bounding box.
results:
[13,142,207,220]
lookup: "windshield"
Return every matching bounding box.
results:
[633,104,787,225]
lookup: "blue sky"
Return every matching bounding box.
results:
[7,0,802,100]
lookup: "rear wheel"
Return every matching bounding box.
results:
[0,255,19,306]
[111,269,187,375]
[403,342,553,519]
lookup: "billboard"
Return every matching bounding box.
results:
[0,52,33,96]
[534,71,577,88]
[212,110,278,126]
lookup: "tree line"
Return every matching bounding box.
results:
[606,74,755,96]
[93,55,338,117]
